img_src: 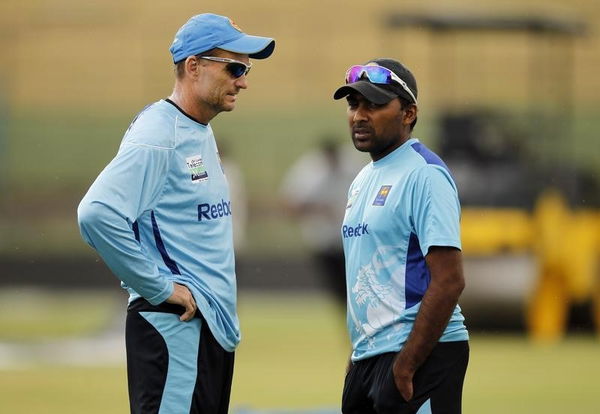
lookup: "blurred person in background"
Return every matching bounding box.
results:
[333,58,469,414]
[280,136,365,309]
[77,13,274,414]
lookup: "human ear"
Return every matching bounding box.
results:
[185,56,200,78]
[403,104,418,126]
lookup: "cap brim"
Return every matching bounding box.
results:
[333,81,398,105]
[220,35,275,59]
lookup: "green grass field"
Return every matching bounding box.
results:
[0,291,599,413]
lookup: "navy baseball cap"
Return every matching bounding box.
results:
[170,13,275,63]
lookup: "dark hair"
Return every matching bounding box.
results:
[174,49,218,79]
[398,97,417,131]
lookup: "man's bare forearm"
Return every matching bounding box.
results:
[394,247,465,376]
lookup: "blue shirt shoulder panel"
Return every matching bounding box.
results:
[409,141,451,172]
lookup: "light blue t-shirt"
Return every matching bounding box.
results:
[77,99,240,352]
[342,138,468,361]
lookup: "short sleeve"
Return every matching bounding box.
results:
[410,165,462,256]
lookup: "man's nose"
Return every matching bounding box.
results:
[234,75,248,89]
[352,106,368,122]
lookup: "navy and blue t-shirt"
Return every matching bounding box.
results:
[342,138,469,362]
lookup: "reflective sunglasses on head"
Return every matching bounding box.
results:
[345,65,417,104]
[199,56,252,78]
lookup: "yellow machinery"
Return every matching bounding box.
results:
[461,193,600,341]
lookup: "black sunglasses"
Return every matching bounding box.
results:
[199,56,252,78]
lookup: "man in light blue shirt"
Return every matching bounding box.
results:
[77,13,274,414]
[333,58,469,414]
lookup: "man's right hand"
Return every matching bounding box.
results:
[392,354,415,402]
[166,283,197,321]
